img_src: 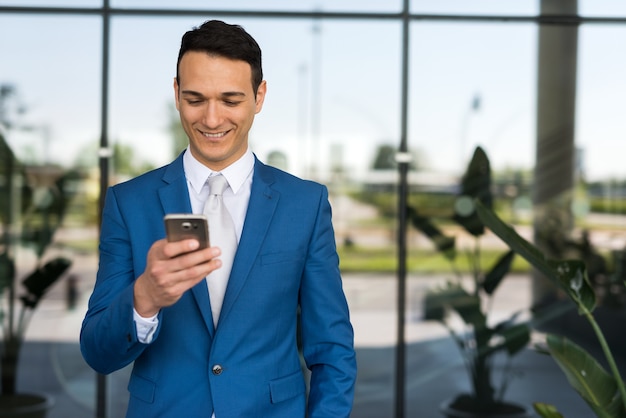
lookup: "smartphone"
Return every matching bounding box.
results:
[164,214,209,249]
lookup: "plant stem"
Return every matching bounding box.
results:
[581,304,626,410]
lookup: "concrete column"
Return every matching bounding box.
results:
[532,0,579,305]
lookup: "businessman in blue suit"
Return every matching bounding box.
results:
[80,20,356,417]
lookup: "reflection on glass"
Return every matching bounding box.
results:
[0,13,100,415]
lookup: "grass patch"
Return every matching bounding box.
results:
[338,245,530,274]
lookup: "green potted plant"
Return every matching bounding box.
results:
[408,146,532,417]
[475,200,626,418]
[0,133,72,416]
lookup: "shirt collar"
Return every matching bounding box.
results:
[183,147,254,195]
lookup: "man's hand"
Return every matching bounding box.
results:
[134,239,222,317]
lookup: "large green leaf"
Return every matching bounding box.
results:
[460,146,492,207]
[406,205,456,261]
[0,132,20,225]
[475,201,595,313]
[423,282,486,329]
[453,196,485,238]
[0,251,15,294]
[476,201,549,274]
[445,282,486,329]
[497,322,531,356]
[546,334,625,418]
[423,288,447,321]
[20,257,71,309]
[533,402,565,418]
[483,250,515,295]
[454,146,493,237]
[545,259,596,313]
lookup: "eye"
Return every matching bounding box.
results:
[223,100,241,107]
[186,99,204,106]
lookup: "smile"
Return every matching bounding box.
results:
[200,130,229,138]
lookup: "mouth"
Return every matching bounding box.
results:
[199,129,230,139]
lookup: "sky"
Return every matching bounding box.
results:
[1,1,626,182]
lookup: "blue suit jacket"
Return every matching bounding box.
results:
[80,154,356,417]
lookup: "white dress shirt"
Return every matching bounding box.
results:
[133,148,254,342]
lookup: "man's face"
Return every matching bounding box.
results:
[174,51,266,171]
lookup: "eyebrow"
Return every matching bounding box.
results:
[181,90,247,98]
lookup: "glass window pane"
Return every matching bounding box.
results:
[108,17,186,177]
[0,0,100,6]
[0,13,100,414]
[580,0,626,17]
[110,0,400,13]
[405,30,537,392]
[108,17,401,181]
[107,16,401,416]
[408,22,536,176]
[411,1,537,15]
[577,24,626,182]
[1,16,101,167]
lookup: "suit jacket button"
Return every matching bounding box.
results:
[212,364,223,375]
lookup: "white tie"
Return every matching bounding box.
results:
[204,174,237,327]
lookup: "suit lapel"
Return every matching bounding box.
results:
[158,152,216,337]
[218,159,278,325]
[157,155,191,214]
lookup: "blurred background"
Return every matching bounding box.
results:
[1,1,626,417]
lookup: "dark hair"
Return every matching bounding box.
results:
[176,20,263,95]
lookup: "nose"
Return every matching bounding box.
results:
[201,101,222,128]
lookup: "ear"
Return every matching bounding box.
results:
[254,80,267,114]
[173,77,181,111]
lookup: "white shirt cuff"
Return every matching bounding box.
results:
[133,308,159,343]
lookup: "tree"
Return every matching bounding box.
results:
[167,102,188,159]
[371,144,397,170]
[371,143,425,171]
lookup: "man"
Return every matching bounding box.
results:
[80,20,356,417]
